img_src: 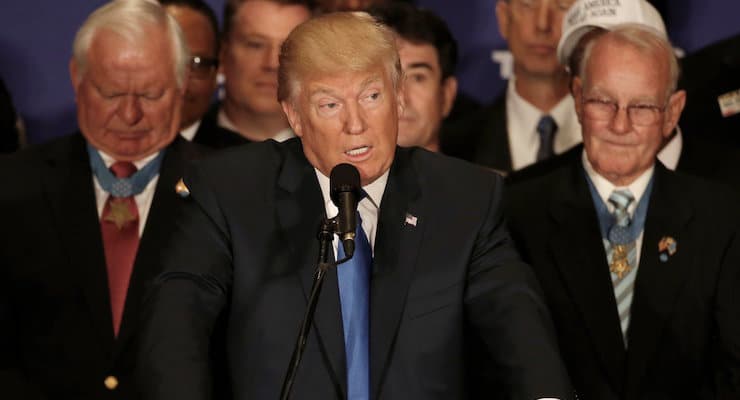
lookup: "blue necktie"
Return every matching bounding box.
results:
[536,115,557,161]
[337,211,371,400]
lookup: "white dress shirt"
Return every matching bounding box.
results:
[93,150,161,237]
[506,76,582,171]
[179,120,201,141]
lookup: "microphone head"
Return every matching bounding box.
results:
[330,163,361,206]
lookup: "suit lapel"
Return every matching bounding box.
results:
[548,162,627,393]
[624,165,693,395]
[369,149,423,399]
[474,96,512,173]
[276,142,347,397]
[42,134,115,348]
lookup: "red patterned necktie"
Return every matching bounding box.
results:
[100,161,139,337]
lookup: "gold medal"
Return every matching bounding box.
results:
[104,198,137,230]
[610,244,631,279]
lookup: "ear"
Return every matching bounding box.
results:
[396,82,406,117]
[572,76,584,123]
[662,89,686,139]
[281,100,303,137]
[495,0,511,41]
[69,58,80,96]
[440,76,458,118]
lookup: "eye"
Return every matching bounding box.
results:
[409,73,428,84]
[246,40,265,50]
[142,92,164,101]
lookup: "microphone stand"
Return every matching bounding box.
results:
[280,218,351,400]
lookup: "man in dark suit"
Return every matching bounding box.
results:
[138,11,572,400]
[505,24,740,399]
[211,0,312,142]
[444,0,581,174]
[0,1,207,398]
[679,32,740,147]
[159,0,247,149]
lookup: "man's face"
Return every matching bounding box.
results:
[397,38,457,151]
[282,64,402,186]
[496,0,574,79]
[221,0,310,116]
[165,5,218,130]
[573,37,685,185]
[70,28,183,161]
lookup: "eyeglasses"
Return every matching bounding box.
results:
[582,97,667,126]
[189,56,218,80]
[510,0,576,12]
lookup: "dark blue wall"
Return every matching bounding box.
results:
[1,0,738,144]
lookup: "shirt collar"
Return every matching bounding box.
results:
[582,149,654,214]
[315,167,389,219]
[179,120,201,141]
[97,147,160,170]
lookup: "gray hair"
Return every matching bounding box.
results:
[578,25,680,100]
[72,0,190,88]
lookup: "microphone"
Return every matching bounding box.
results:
[330,163,361,259]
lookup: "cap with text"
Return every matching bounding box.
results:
[557,0,667,65]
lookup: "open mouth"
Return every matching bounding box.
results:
[345,145,370,157]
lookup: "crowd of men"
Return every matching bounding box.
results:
[1,0,738,399]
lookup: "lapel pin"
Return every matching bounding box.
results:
[658,236,677,262]
[717,88,740,118]
[175,178,190,198]
[404,213,418,227]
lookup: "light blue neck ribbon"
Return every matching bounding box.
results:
[87,144,164,198]
[584,171,654,243]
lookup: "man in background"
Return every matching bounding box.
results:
[369,2,458,153]
[160,0,247,148]
[201,0,312,142]
[0,1,206,398]
[506,21,740,398]
[447,0,579,174]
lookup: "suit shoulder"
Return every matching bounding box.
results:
[406,146,503,187]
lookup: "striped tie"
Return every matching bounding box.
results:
[607,189,636,345]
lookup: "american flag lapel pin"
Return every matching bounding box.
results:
[404,213,417,227]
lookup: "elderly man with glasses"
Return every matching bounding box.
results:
[504,2,740,398]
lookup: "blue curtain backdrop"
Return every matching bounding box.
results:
[0,0,738,144]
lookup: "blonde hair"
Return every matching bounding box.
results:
[278,11,401,103]
[579,25,680,99]
[72,0,189,88]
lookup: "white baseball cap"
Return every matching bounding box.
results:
[557,0,667,65]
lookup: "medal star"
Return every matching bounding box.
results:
[104,198,137,230]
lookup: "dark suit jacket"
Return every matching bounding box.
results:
[190,103,250,149]
[138,138,573,400]
[0,133,208,399]
[505,158,740,399]
[679,33,740,147]
[443,94,511,173]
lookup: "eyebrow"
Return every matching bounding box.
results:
[405,62,434,72]
[309,75,383,98]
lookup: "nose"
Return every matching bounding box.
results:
[610,106,631,134]
[263,43,280,71]
[535,1,553,32]
[118,95,143,125]
[344,102,367,135]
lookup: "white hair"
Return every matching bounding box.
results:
[72,0,189,88]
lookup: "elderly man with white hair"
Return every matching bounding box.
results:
[0,0,208,398]
[505,0,740,398]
